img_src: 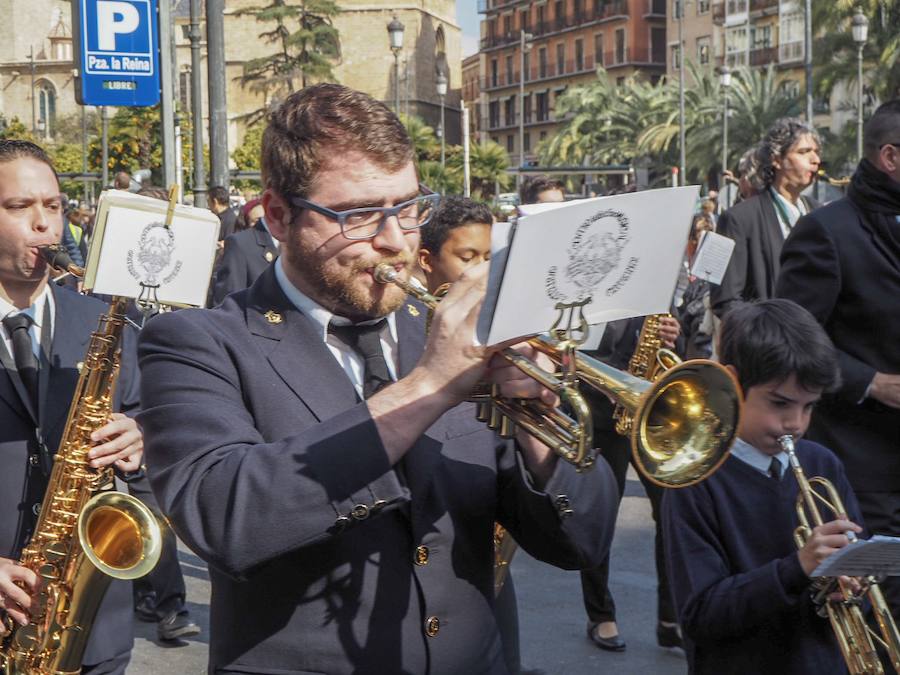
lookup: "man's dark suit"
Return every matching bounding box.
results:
[711,190,817,319]
[138,267,618,674]
[0,285,138,667]
[776,196,900,618]
[211,219,277,305]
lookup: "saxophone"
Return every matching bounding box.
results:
[613,313,681,436]
[1,247,162,675]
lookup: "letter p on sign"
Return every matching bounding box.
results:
[97,1,140,50]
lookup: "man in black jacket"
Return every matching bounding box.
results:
[777,99,900,622]
[210,215,278,305]
[711,118,820,319]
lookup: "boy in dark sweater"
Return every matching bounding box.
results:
[663,299,864,674]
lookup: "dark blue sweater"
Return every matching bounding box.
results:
[662,439,863,675]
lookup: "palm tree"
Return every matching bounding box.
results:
[467,141,511,200]
[400,114,440,163]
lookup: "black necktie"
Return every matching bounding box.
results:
[329,319,392,399]
[769,457,782,481]
[3,313,38,414]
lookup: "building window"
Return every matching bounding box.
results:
[539,47,548,78]
[615,28,626,64]
[779,79,801,98]
[537,92,549,121]
[697,0,710,13]
[520,8,529,31]
[540,130,547,141]
[651,27,666,63]
[671,44,680,69]
[575,39,584,70]
[555,0,564,27]
[779,12,804,62]
[697,36,711,65]
[504,97,515,126]
[616,76,625,86]
[751,24,772,50]
[503,14,512,36]
[489,101,500,128]
[725,26,747,66]
[35,81,56,139]
[557,43,565,75]
[524,52,531,81]
[506,55,514,84]
[537,5,545,31]
[491,59,498,87]
[524,93,532,122]
[594,33,604,67]
[524,131,531,152]
[574,0,584,21]
[179,69,191,111]
[507,135,514,153]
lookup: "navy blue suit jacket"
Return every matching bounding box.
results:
[0,285,138,665]
[211,219,277,306]
[137,266,618,675]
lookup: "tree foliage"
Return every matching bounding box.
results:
[232,123,265,190]
[539,65,800,186]
[235,0,341,124]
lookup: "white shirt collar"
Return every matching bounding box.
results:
[0,284,53,328]
[272,257,398,343]
[731,437,788,478]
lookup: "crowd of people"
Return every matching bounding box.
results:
[0,82,896,675]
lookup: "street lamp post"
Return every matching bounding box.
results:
[387,17,405,115]
[436,72,448,169]
[677,0,686,186]
[519,30,533,182]
[852,8,869,162]
[720,65,731,192]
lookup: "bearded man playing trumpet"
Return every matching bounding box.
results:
[137,83,618,675]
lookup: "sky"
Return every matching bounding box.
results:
[456,0,480,57]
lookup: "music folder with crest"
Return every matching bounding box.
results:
[477,186,699,346]
[83,190,220,308]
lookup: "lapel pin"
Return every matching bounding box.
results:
[264,310,283,324]
[265,251,275,262]
[407,304,420,317]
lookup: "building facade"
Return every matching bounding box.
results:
[477,0,667,164]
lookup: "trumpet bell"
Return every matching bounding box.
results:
[632,359,741,487]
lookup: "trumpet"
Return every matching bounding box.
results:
[778,435,900,675]
[374,264,741,487]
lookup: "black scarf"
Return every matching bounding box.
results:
[847,158,900,252]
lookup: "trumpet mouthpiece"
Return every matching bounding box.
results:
[777,435,795,451]
[373,263,398,284]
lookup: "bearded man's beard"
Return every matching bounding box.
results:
[286,234,415,320]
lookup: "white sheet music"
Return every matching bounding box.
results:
[689,231,735,285]
[812,536,900,578]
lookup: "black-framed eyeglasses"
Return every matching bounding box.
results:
[290,185,441,240]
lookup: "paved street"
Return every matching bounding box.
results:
[129,468,686,675]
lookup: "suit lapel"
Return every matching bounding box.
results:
[247,268,359,421]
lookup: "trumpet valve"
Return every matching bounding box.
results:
[499,416,517,438]
[475,402,491,423]
[488,405,502,431]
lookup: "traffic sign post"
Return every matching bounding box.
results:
[72,0,161,106]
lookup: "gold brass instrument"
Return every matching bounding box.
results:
[375,265,596,472]
[613,313,682,437]
[0,246,163,675]
[817,169,851,188]
[778,435,900,675]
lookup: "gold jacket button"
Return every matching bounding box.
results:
[425,616,440,637]
[414,545,429,566]
[351,504,370,520]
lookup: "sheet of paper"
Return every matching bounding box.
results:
[812,535,900,577]
[689,231,735,285]
[85,190,219,307]
[479,187,699,346]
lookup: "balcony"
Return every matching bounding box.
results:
[712,1,725,23]
[479,1,628,50]
[749,45,776,66]
[749,0,777,12]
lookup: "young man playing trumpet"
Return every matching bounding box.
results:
[137,84,618,674]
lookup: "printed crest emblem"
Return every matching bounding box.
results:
[265,251,275,263]
[264,310,283,324]
[126,222,183,287]
[546,209,638,303]
[407,304,420,317]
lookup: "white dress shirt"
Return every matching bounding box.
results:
[731,437,788,479]
[770,188,808,239]
[273,257,398,398]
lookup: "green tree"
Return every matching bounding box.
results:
[232,123,265,190]
[400,114,440,163]
[0,117,36,142]
[467,141,511,200]
[47,143,89,198]
[236,0,341,124]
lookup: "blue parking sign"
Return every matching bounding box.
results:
[73,0,160,106]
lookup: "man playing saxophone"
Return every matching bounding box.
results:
[0,140,144,674]
[663,299,865,675]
